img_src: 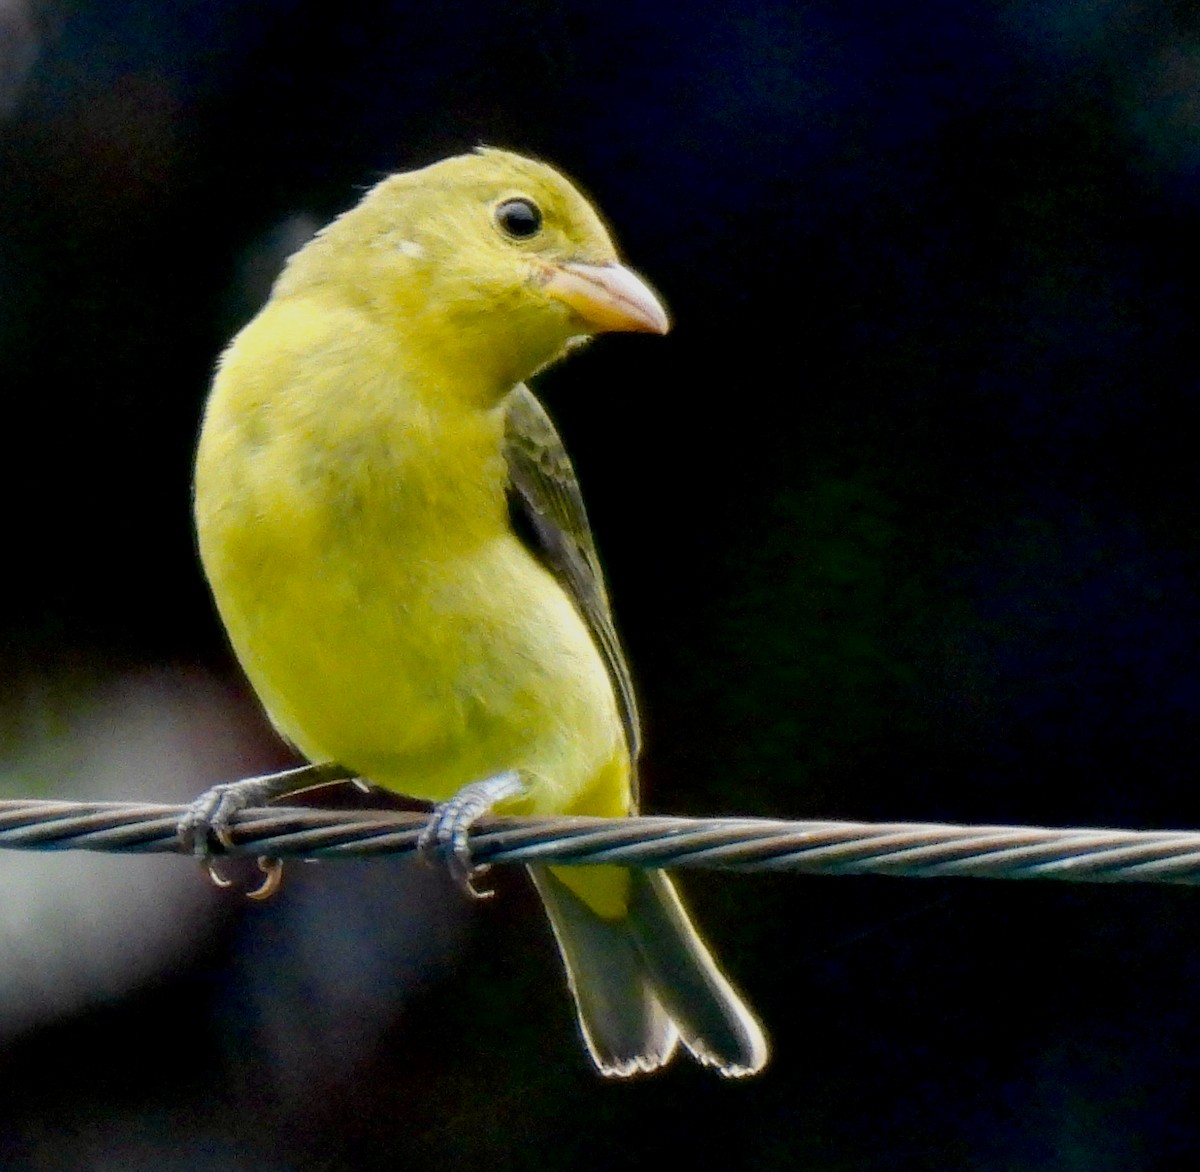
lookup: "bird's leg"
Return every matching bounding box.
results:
[418,770,528,899]
[178,761,357,897]
[178,761,357,853]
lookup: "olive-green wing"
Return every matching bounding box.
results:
[503,384,642,776]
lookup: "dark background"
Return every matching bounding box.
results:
[3,1,1200,1167]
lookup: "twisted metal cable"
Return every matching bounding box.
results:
[4,798,1200,885]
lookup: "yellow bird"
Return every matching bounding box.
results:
[185,148,767,1077]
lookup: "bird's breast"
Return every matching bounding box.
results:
[195,322,625,809]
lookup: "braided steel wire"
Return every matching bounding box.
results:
[4,798,1200,885]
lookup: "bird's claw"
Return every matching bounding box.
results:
[178,781,254,857]
[418,771,525,900]
[197,852,284,899]
[418,793,497,899]
[247,856,284,900]
[203,858,236,889]
[178,772,308,900]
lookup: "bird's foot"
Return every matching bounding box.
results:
[178,761,355,898]
[418,771,527,899]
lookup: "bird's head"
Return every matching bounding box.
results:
[278,148,669,392]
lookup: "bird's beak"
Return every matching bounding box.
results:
[539,261,670,336]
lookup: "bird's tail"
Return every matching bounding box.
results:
[529,865,768,1077]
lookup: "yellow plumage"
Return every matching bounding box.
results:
[192,148,766,1075]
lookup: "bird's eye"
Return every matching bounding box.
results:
[495,198,542,240]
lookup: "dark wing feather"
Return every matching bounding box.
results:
[503,384,642,781]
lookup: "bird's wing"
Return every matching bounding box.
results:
[503,383,642,780]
